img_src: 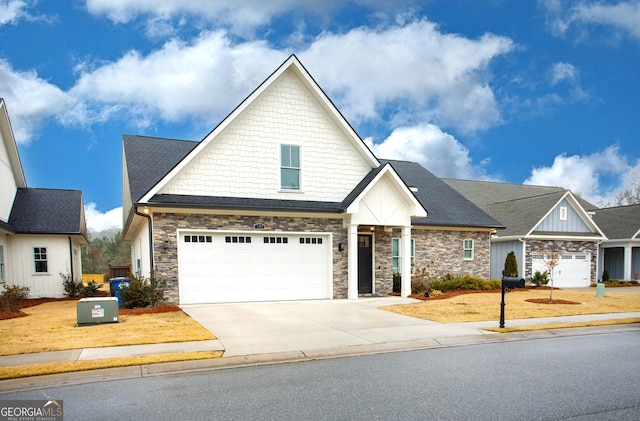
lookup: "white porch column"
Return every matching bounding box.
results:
[400,225,412,298]
[347,223,359,299]
[624,245,633,281]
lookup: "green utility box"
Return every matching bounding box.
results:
[77,297,119,326]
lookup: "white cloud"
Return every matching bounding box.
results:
[572,0,640,40]
[545,0,640,41]
[69,32,285,128]
[85,0,337,35]
[0,0,28,25]
[524,145,630,204]
[0,59,73,143]
[302,20,513,133]
[61,19,512,135]
[550,62,578,85]
[366,123,491,180]
[84,203,123,232]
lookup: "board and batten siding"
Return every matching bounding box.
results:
[0,129,18,222]
[159,70,373,202]
[535,199,592,233]
[490,240,523,280]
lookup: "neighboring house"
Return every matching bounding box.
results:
[0,98,87,297]
[122,55,502,305]
[443,179,606,287]
[592,204,640,281]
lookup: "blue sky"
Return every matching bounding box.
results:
[1,0,639,233]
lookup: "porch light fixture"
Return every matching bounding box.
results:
[163,240,170,250]
[338,243,344,251]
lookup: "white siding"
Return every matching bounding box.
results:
[537,199,591,233]
[7,235,75,297]
[160,69,373,202]
[130,221,151,279]
[350,172,414,226]
[0,129,18,222]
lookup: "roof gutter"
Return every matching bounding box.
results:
[68,236,74,282]
[134,207,154,271]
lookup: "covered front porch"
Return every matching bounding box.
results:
[342,163,427,299]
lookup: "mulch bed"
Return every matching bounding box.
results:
[0,296,181,320]
[525,298,581,305]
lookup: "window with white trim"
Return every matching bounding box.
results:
[463,239,474,260]
[560,206,567,221]
[33,247,48,273]
[280,144,300,190]
[392,238,415,274]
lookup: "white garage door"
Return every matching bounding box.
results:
[531,253,591,287]
[178,231,332,304]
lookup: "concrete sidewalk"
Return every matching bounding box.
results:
[0,298,638,394]
[1,296,637,368]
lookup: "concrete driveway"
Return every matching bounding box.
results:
[181,297,493,357]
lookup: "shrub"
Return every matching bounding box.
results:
[503,251,518,277]
[602,270,610,283]
[530,271,549,287]
[411,276,430,295]
[118,271,166,308]
[82,281,103,297]
[0,284,30,312]
[392,272,401,293]
[61,273,84,297]
[427,274,500,292]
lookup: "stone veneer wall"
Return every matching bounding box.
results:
[410,229,491,279]
[152,213,348,303]
[525,240,598,281]
[372,227,393,295]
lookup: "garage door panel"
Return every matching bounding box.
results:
[531,253,590,287]
[178,232,331,304]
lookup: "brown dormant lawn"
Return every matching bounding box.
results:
[0,301,216,356]
[381,289,640,323]
[0,300,220,380]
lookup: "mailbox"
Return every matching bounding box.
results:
[499,276,526,328]
[502,277,525,289]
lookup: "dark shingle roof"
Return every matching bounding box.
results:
[382,160,503,228]
[8,188,86,235]
[592,204,640,240]
[123,134,198,203]
[124,135,502,229]
[150,194,343,213]
[443,179,598,237]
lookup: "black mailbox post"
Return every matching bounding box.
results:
[500,276,525,328]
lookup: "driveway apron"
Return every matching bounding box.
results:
[181,297,492,357]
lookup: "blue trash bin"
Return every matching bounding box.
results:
[109,277,130,308]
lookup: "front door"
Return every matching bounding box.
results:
[358,234,373,294]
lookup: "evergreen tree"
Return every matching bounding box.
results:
[503,251,518,277]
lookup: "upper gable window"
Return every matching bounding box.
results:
[280,144,300,190]
[560,206,567,221]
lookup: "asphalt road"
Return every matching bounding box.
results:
[3,330,639,420]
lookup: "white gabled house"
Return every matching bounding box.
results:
[122,55,503,305]
[0,99,88,297]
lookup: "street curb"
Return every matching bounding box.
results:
[1,324,638,394]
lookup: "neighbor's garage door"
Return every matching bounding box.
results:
[531,253,591,287]
[178,231,332,304]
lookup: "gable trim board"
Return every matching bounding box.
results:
[123,56,502,304]
[139,55,378,204]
